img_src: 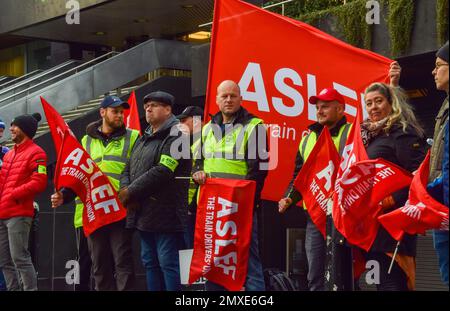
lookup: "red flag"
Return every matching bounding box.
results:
[333,158,413,251]
[293,127,340,238]
[54,130,127,236]
[332,108,371,249]
[124,91,142,133]
[189,178,256,291]
[378,152,449,241]
[205,0,392,201]
[40,96,75,153]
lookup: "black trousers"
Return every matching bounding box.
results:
[75,227,92,291]
[367,252,408,291]
[87,220,135,291]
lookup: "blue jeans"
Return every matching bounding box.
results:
[305,215,326,291]
[0,269,6,291]
[433,230,449,286]
[139,231,184,291]
[205,212,265,291]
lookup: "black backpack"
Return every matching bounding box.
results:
[264,269,297,291]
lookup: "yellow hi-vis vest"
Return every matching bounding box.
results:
[188,137,201,205]
[298,123,351,210]
[202,117,263,179]
[74,128,140,228]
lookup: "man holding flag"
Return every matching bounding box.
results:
[51,95,140,291]
[279,88,351,291]
[193,80,269,291]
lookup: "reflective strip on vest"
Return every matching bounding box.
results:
[202,117,263,178]
[300,123,352,161]
[188,138,202,205]
[74,128,139,228]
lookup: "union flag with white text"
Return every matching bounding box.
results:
[205,0,392,201]
[189,178,256,291]
[379,151,449,241]
[294,127,340,238]
[53,131,127,237]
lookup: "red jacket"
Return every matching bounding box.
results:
[0,139,47,219]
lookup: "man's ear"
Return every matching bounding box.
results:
[100,107,106,118]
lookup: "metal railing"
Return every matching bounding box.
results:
[0,69,42,90]
[0,52,118,107]
[0,60,78,98]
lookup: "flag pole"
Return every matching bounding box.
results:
[388,241,401,274]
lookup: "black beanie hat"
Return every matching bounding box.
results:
[436,41,449,63]
[11,112,42,139]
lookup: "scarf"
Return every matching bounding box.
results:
[360,117,389,147]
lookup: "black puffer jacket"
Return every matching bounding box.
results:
[365,123,427,256]
[120,115,191,232]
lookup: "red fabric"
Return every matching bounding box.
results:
[54,130,127,237]
[205,0,392,201]
[352,248,367,280]
[0,139,47,219]
[293,127,340,238]
[41,96,75,154]
[378,151,449,241]
[334,157,413,251]
[189,178,256,291]
[125,91,142,134]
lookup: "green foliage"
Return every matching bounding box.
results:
[294,0,371,49]
[437,0,449,45]
[384,0,415,57]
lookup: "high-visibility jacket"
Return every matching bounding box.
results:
[299,123,352,162]
[74,127,139,228]
[201,117,263,179]
[297,122,351,210]
[188,137,201,205]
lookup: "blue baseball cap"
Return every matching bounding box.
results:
[0,119,5,129]
[100,95,130,109]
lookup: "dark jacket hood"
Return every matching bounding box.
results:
[86,119,127,141]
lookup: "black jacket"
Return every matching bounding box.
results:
[194,107,269,207]
[120,115,191,232]
[366,123,427,256]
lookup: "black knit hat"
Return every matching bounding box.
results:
[11,113,42,139]
[436,41,449,63]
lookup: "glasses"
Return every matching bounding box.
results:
[434,63,449,70]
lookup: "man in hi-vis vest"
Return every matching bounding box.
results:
[278,88,351,291]
[176,106,204,249]
[51,96,139,291]
[193,80,269,291]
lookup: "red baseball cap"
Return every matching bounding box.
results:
[309,88,345,105]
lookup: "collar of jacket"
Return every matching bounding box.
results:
[308,116,348,136]
[210,106,255,126]
[143,114,179,138]
[13,138,34,152]
[86,119,127,142]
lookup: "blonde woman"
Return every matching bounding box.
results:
[361,83,427,291]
